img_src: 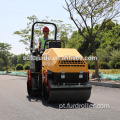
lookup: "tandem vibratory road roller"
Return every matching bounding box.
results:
[27,22,92,102]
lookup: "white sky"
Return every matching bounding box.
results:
[0,0,76,55]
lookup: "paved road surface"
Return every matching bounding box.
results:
[0,75,120,120]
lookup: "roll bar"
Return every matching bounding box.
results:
[30,22,57,53]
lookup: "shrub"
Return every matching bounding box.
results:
[96,45,112,62]
[8,69,14,71]
[8,67,15,71]
[99,62,109,69]
[115,62,120,69]
[11,67,15,70]
[16,64,23,70]
[109,50,120,68]
[24,64,30,70]
[90,62,95,69]
[0,67,5,71]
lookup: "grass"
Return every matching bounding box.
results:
[7,69,28,72]
[89,69,120,74]
[14,70,28,72]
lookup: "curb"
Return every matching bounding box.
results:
[90,81,120,88]
[0,73,27,77]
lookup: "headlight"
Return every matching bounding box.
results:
[79,74,83,78]
[61,71,65,79]
[79,71,83,78]
[61,74,65,79]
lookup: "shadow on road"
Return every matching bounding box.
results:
[26,95,93,109]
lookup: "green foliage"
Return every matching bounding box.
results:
[17,53,26,65]
[97,45,112,62]
[97,45,120,69]
[8,67,15,71]
[25,60,30,66]
[97,23,120,50]
[104,21,115,31]
[90,62,95,69]
[0,58,4,70]
[115,62,120,69]
[99,62,109,69]
[114,42,120,50]
[65,0,120,51]
[109,50,120,68]
[68,21,118,56]
[8,69,14,71]
[50,19,74,40]
[0,42,12,71]
[10,55,18,66]
[0,67,5,71]
[67,31,82,49]
[24,64,30,70]
[16,64,23,70]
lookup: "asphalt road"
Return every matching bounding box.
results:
[0,75,120,120]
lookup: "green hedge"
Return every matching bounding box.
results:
[87,62,95,69]
[8,69,14,71]
[16,64,23,70]
[8,67,15,71]
[115,62,120,69]
[99,62,109,69]
[0,67,5,71]
[88,62,110,69]
[24,64,30,70]
[90,62,95,69]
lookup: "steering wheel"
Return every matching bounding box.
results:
[44,40,53,50]
[44,40,65,50]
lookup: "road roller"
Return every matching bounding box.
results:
[27,22,92,102]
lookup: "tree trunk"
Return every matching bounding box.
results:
[91,40,99,78]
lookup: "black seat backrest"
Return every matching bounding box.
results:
[49,42,61,48]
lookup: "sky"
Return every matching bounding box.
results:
[0,0,120,55]
[0,0,76,55]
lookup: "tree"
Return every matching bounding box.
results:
[50,19,74,43]
[64,0,120,78]
[68,29,100,56]
[67,31,82,48]
[10,55,18,66]
[96,22,120,49]
[0,58,4,71]
[97,45,113,62]
[17,53,26,65]
[109,49,120,68]
[0,43,12,72]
